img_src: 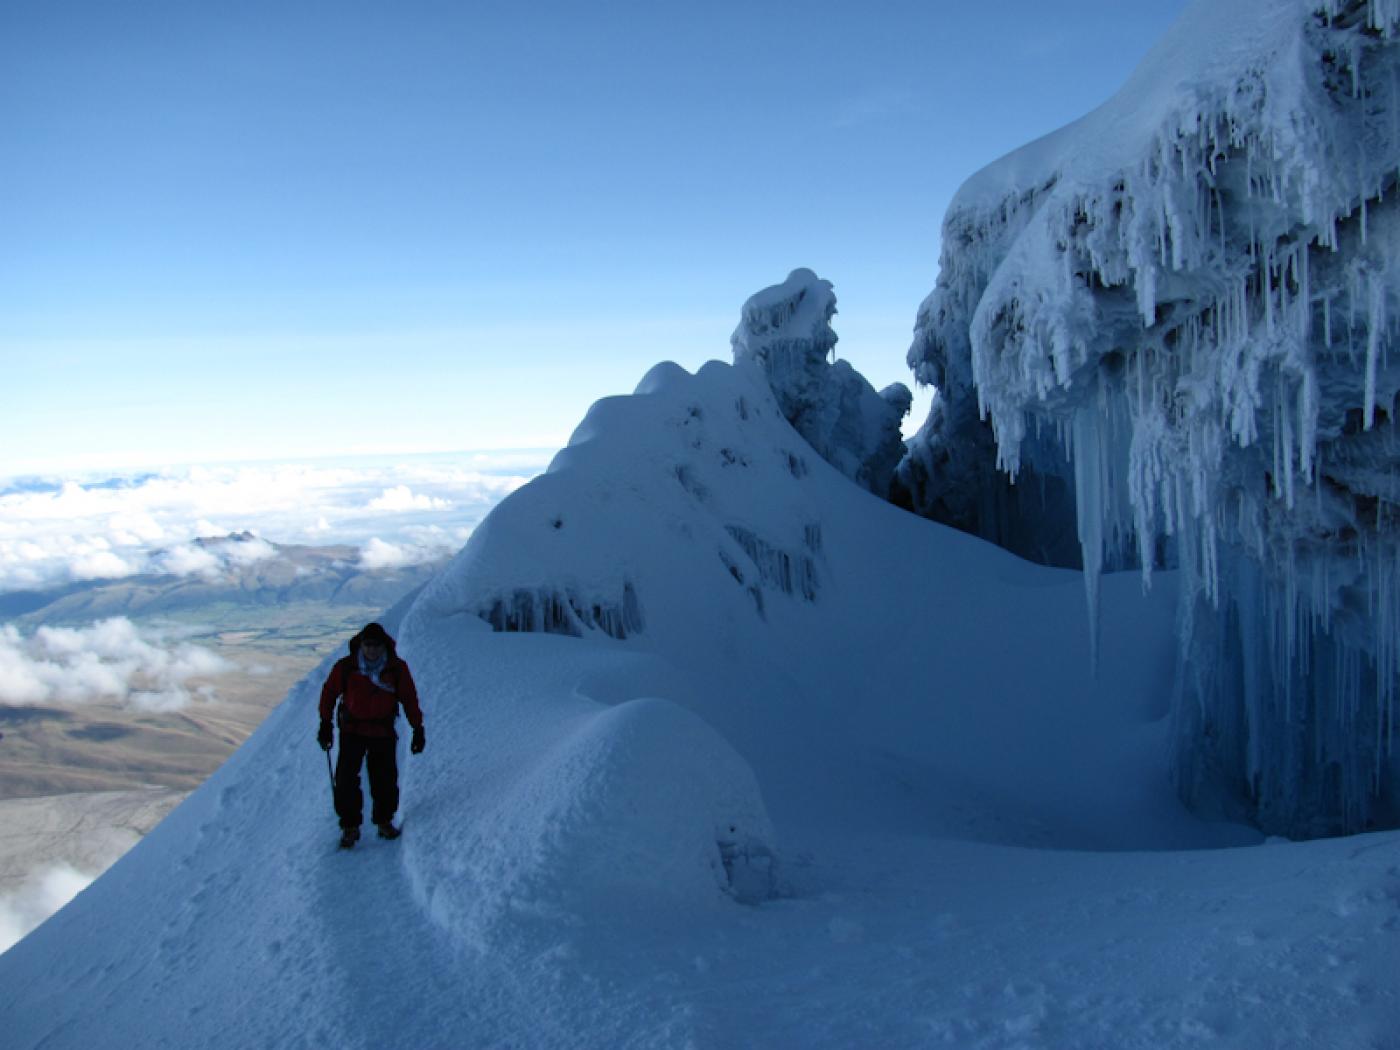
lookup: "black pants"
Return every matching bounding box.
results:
[334,733,398,829]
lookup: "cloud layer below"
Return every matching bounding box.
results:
[0,618,231,711]
[0,451,545,594]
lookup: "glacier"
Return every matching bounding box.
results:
[902,0,1400,837]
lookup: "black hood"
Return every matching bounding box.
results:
[348,622,398,661]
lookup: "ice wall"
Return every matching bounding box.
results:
[732,269,911,498]
[904,0,1400,836]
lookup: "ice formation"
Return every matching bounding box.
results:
[903,0,1400,835]
[732,268,911,498]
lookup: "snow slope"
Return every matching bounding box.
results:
[3,358,1397,1048]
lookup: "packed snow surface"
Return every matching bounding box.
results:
[903,0,1400,836]
[3,360,1397,1048]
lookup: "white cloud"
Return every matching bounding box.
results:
[155,545,223,579]
[359,538,416,570]
[222,537,276,565]
[0,535,144,589]
[0,619,233,710]
[367,485,451,512]
[358,519,476,570]
[0,452,545,594]
[152,536,275,580]
[0,864,96,955]
[68,550,138,580]
[106,510,165,545]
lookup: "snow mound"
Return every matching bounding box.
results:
[903,0,1400,836]
[732,268,910,497]
[405,693,774,950]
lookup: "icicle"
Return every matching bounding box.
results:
[1263,245,1277,336]
[1072,405,1105,669]
[1279,376,1296,509]
[1366,273,1384,429]
[1298,367,1318,482]
[1392,63,1400,156]
[901,0,1400,836]
[1360,173,1370,245]
[1238,560,1264,790]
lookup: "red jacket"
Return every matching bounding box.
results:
[319,653,424,739]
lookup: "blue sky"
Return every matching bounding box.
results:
[3,0,1191,474]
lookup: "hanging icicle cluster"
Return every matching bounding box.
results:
[904,0,1400,835]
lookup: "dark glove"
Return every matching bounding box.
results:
[317,721,333,751]
[410,726,425,755]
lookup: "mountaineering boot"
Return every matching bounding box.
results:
[376,822,401,840]
[339,826,360,850]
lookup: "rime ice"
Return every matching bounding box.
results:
[903,0,1400,835]
[732,268,911,498]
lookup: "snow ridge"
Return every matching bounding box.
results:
[409,360,835,653]
[904,0,1400,835]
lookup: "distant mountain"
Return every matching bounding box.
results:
[6,536,446,625]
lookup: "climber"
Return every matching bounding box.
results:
[317,622,425,849]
